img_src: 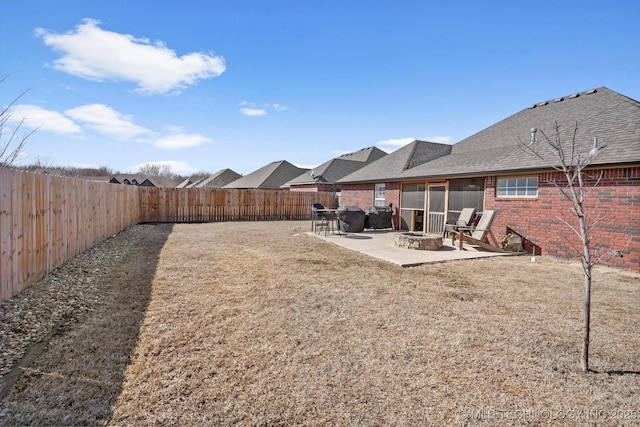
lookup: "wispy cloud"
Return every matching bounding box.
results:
[65,104,153,139]
[153,127,211,149]
[376,136,454,152]
[35,18,225,95]
[239,107,267,117]
[376,137,415,151]
[239,101,288,116]
[425,135,454,144]
[8,104,82,134]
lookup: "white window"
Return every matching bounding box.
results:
[497,177,538,198]
[374,183,386,207]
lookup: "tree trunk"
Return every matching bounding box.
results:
[582,273,591,372]
[577,202,592,373]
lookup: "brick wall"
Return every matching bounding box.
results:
[486,167,640,270]
[340,182,402,228]
[341,167,639,271]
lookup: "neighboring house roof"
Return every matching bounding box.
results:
[193,169,242,188]
[340,87,640,183]
[223,161,308,189]
[185,177,207,188]
[285,146,387,187]
[176,178,193,188]
[109,174,159,187]
[337,140,453,183]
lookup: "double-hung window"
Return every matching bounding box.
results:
[496,177,538,198]
[374,183,386,207]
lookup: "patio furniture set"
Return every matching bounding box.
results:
[312,203,505,253]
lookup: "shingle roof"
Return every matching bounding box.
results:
[194,169,242,188]
[223,161,308,189]
[338,140,453,183]
[340,87,640,183]
[110,174,160,187]
[285,146,387,186]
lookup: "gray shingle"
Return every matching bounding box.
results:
[285,146,387,187]
[338,140,453,183]
[224,161,308,189]
[341,87,640,182]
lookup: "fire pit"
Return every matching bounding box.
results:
[394,233,443,250]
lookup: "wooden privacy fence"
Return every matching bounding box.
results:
[0,168,140,301]
[138,187,336,223]
[1,168,337,301]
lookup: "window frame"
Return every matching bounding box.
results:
[374,183,386,207]
[496,176,538,198]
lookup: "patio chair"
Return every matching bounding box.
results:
[315,209,340,236]
[443,208,477,238]
[311,203,326,232]
[451,209,504,252]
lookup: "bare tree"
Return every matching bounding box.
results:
[137,162,175,187]
[521,122,622,372]
[1,78,36,167]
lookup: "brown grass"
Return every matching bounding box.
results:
[1,221,639,426]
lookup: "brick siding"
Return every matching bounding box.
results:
[341,167,639,271]
[340,182,402,228]
[486,167,640,270]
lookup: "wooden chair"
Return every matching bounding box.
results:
[443,207,476,238]
[451,209,503,252]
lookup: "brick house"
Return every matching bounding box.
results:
[338,87,640,270]
[284,146,387,203]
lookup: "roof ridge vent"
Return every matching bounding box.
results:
[536,101,549,107]
[584,88,598,95]
[569,93,580,99]
[553,97,564,103]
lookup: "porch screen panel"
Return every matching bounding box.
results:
[447,178,485,224]
[401,183,425,209]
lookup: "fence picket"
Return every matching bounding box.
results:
[1,168,336,301]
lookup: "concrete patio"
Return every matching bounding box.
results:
[309,228,520,267]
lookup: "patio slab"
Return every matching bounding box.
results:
[308,229,519,267]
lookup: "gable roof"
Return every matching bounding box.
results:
[193,169,242,188]
[285,146,387,187]
[109,174,160,187]
[223,161,308,189]
[341,87,640,183]
[176,178,193,188]
[338,140,453,183]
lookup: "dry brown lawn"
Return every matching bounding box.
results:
[1,221,639,426]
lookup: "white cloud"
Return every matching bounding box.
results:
[376,136,454,152]
[376,137,415,151]
[425,135,454,144]
[131,160,197,175]
[153,131,211,149]
[35,19,225,95]
[240,107,267,117]
[294,163,317,170]
[239,101,288,116]
[8,104,82,134]
[65,104,152,139]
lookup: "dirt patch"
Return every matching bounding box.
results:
[1,221,639,426]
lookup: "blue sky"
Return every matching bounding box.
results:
[1,0,639,176]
